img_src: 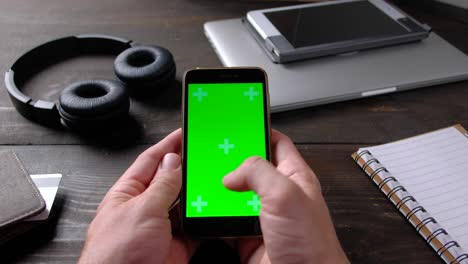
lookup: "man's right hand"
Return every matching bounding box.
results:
[223,130,349,264]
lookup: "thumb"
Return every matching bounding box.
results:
[141,153,182,214]
[223,157,295,199]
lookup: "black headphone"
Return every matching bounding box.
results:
[4,34,176,131]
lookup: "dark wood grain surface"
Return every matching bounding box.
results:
[0,0,467,263]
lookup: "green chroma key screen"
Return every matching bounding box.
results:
[186,82,267,217]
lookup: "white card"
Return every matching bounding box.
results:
[25,174,62,221]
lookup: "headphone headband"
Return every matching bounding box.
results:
[5,34,134,125]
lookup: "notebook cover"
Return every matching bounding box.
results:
[0,150,46,228]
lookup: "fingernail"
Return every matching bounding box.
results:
[160,153,181,170]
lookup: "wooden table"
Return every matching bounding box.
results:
[0,0,467,263]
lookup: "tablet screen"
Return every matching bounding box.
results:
[265,1,408,48]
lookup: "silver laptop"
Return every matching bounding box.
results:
[204,18,468,113]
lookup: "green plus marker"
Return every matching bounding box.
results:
[186,83,266,217]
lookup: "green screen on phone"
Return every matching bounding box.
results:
[186,82,267,217]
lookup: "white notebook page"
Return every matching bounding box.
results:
[364,126,468,249]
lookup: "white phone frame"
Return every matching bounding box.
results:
[246,0,430,63]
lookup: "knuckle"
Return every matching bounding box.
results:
[282,134,294,144]
[155,175,179,194]
[114,179,147,196]
[264,182,299,213]
[136,151,147,161]
[274,130,293,144]
[136,152,154,164]
[276,181,297,200]
[302,170,322,191]
[244,156,266,169]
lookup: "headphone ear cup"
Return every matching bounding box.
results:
[113,45,176,93]
[58,80,130,130]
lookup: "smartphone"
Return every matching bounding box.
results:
[181,68,270,238]
[246,0,431,63]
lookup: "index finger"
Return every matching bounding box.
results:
[98,129,182,212]
[270,129,321,197]
[120,128,182,186]
[106,128,182,199]
[271,129,309,170]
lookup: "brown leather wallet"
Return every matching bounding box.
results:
[0,150,45,228]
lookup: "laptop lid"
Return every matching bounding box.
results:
[204,18,468,112]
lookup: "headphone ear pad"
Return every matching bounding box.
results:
[58,79,130,130]
[114,45,176,93]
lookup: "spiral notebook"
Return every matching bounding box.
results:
[352,124,468,264]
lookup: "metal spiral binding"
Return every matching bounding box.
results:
[451,254,468,264]
[396,196,415,210]
[356,148,467,263]
[378,176,396,190]
[387,185,406,200]
[362,158,380,171]
[438,241,459,257]
[416,217,435,232]
[354,150,371,162]
[370,167,388,180]
[427,229,448,244]
[406,206,426,220]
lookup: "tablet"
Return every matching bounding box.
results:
[204,18,468,112]
[246,0,431,63]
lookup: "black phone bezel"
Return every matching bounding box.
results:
[181,68,270,238]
